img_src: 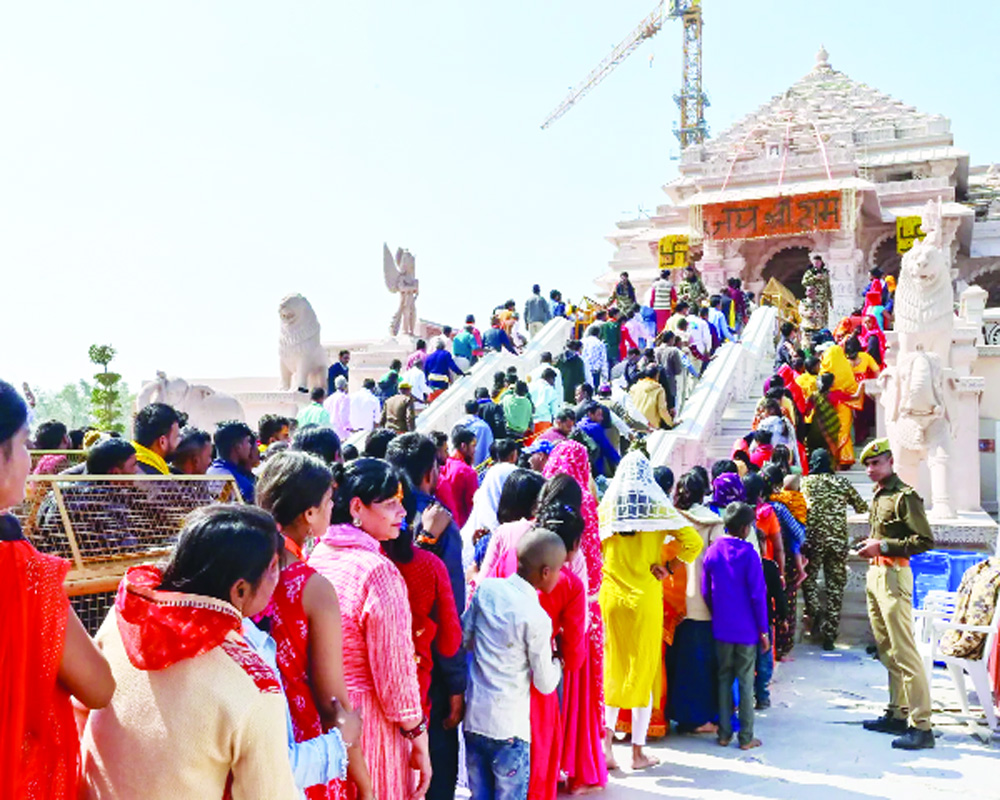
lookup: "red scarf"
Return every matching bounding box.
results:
[116,564,242,671]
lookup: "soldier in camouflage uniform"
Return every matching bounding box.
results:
[800,447,868,650]
[801,254,833,332]
[676,266,708,311]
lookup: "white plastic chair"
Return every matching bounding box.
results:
[932,600,1000,733]
[913,590,958,684]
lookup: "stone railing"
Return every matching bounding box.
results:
[647,305,777,474]
[343,317,571,450]
[874,175,951,197]
[412,316,572,437]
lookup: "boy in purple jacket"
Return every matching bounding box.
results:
[702,501,770,750]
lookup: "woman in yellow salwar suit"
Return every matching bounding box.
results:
[598,451,701,770]
[819,343,862,468]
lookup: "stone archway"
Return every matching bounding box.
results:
[969,262,1000,306]
[871,236,901,278]
[760,246,812,299]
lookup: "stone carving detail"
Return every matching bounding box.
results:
[278,294,329,392]
[136,372,246,432]
[878,199,959,518]
[383,243,420,338]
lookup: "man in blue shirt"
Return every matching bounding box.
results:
[206,421,257,503]
[326,349,350,395]
[457,400,494,471]
[482,317,518,355]
[424,341,466,399]
[385,433,467,800]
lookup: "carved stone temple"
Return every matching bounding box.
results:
[598,47,1000,319]
[597,48,1000,547]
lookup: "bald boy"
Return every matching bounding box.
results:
[463,527,566,799]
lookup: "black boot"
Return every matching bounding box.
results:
[891,727,935,750]
[862,713,908,734]
[822,636,836,651]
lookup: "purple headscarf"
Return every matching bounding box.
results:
[712,472,746,507]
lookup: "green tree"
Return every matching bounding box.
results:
[89,344,127,434]
[33,380,93,429]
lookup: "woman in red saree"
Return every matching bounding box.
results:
[256,451,371,800]
[542,441,608,792]
[0,379,114,800]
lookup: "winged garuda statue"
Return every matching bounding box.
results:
[383,243,419,337]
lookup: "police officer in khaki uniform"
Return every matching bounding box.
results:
[855,438,935,749]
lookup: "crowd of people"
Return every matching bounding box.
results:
[5,261,950,800]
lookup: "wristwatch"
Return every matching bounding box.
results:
[879,540,889,555]
[400,717,428,739]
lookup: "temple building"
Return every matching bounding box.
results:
[599,48,1000,314]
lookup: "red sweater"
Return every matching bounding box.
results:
[393,549,463,715]
[436,454,478,529]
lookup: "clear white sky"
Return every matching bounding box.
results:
[2,0,997,391]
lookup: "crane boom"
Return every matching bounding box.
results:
[540,1,666,130]
[541,0,708,148]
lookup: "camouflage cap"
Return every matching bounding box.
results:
[859,438,892,464]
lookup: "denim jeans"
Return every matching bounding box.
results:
[465,731,530,800]
[755,628,774,703]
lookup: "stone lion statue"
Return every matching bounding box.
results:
[893,198,955,360]
[136,372,245,432]
[278,294,328,392]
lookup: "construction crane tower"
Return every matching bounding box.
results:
[541,0,708,149]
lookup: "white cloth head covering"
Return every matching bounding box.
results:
[597,450,687,540]
[460,463,518,544]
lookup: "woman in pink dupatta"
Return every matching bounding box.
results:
[307,459,430,800]
[542,441,608,792]
[859,315,887,366]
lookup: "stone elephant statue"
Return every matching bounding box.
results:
[135,372,246,434]
[879,347,955,518]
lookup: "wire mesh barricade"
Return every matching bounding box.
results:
[30,449,87,474]
[12,474,245,633]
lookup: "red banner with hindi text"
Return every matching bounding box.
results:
[702,191,842,241]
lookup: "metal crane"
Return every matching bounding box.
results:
[541,0,708,149]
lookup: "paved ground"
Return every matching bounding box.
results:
[601,644,999,800]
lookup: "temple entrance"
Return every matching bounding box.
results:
[761,246,811,298]
[972,266,1000,306]
[872,236,902,278]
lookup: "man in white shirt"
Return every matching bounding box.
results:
[527,352,564,401]
[463,529,565,799]
[323,376,352,441]
[348,379,380,436]
[427,326,454,354]
[401,358,430,405]
[581,325,609,387]
[686,309,713,373]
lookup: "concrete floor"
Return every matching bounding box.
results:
[600,644,999,800]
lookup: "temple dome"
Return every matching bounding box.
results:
[689,47,950,167]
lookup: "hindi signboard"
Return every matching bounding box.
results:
[658,235,689,269]
[896,215,925,254]
[701,191,842,241]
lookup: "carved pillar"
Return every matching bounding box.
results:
[721,241,747,295]
[826,230,865,322]
[959,285,988,346]
[699,240,726,294]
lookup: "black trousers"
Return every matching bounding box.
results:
[426,676,459,800]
